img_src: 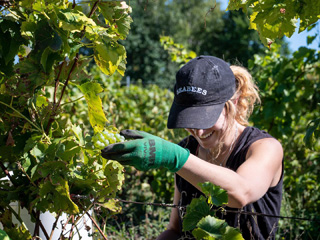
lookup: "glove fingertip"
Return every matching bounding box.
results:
[120,129,143,139]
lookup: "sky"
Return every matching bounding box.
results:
[219,0,320,52]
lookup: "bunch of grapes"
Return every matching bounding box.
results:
[91,129,125,150]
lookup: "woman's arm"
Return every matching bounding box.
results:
[156,179,181,240]
[177,137,283,208]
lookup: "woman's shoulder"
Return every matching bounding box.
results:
[240,126,275,143]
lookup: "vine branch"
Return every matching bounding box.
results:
[49,211,62,240]
[53,60,66,105]
[86,211,108,240]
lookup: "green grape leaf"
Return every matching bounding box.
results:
[94,40,126,76]
[192,216,244,240]
[56,140,80,162]
[98,1,133,40]
[298,0,320,32]
[39,177,79,214]
[40,47,51,72]
[0,229,11,240]
[182,195,211,231]
[227,0,320,46]
[200,182,228,207]
[78,82,108,132]
[98,198,121,213]
[71,124,84,146]
[57,57,91,83]
[304,118,320,149]
[102,160,124,197]
[14,58,48,91]
[307,35,317,45]
[24,135,43,152]
[56,9,96,32]
[3,224,31,240]
[49,31,63,51]
[36,95,49,108]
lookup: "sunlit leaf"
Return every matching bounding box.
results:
[192,216,244,240]
[182,195,211,231]
[78,82,108,132]
[94,40,126,76]
[200,182,228,206]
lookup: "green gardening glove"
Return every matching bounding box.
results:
[101,130,190,172]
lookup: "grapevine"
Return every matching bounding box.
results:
[0,0,132,239]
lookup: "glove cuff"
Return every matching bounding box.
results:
[169,148,190,172]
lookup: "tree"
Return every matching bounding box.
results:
[123,0,266,88]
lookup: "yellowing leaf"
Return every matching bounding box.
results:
[99,198,121,213]
[78,82,108,132]
[94,41,126,76]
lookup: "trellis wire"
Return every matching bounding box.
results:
[71,195,320,222]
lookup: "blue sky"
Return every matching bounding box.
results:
[219,0,319,52]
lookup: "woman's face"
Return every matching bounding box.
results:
[186,110,227,149]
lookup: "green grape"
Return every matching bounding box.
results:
[91,129,125,150]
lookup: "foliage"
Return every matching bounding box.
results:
[121,0,265,88]
[0,0,132,238]
[249,42,320,239]
[161,30,320,238]
[160,36,197,66]
[182,182,243,240]
[228,0,320,46]
[79,65,188,237]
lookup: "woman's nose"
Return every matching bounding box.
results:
[193,129,205,136]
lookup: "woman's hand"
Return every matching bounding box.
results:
[101,130,190,172]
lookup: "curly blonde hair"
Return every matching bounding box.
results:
[225,65,260,126]
[208,66,260,162]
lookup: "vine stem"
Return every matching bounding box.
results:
[68,215,75,240]
[56,54,79,110]
[59,96,85,107]
[86,212,108,240]
[17,161,37,187]
[31,210,50,240]
[45,54,79,134]
[53,60,66,105]
[45,0,100,135]
[49,211,62,240]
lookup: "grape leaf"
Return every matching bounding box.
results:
[78,82,108,132]
[0,229,11,240]
[36,95,49,108]
[298,0,320,32]
[57,9,96,32]
[94,40,126,76]
[71,124,84,146]
[227,0,319,46]
[182,195,211,231]
[200,182,228,207]
[99,198,122,213]
[98,1,133,40]
[39,177,79,214]
[304,118,320,149]
[192,216,244,240]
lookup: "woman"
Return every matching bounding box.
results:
[101,56,283,239]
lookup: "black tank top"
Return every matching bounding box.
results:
[176,126,283,239]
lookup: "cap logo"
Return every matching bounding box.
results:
[176,86,207,95]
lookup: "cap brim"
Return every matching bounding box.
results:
[167,102,225,129]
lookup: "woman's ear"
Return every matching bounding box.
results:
[232,97,239,106]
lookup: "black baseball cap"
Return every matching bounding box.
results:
[167,56,236,129]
